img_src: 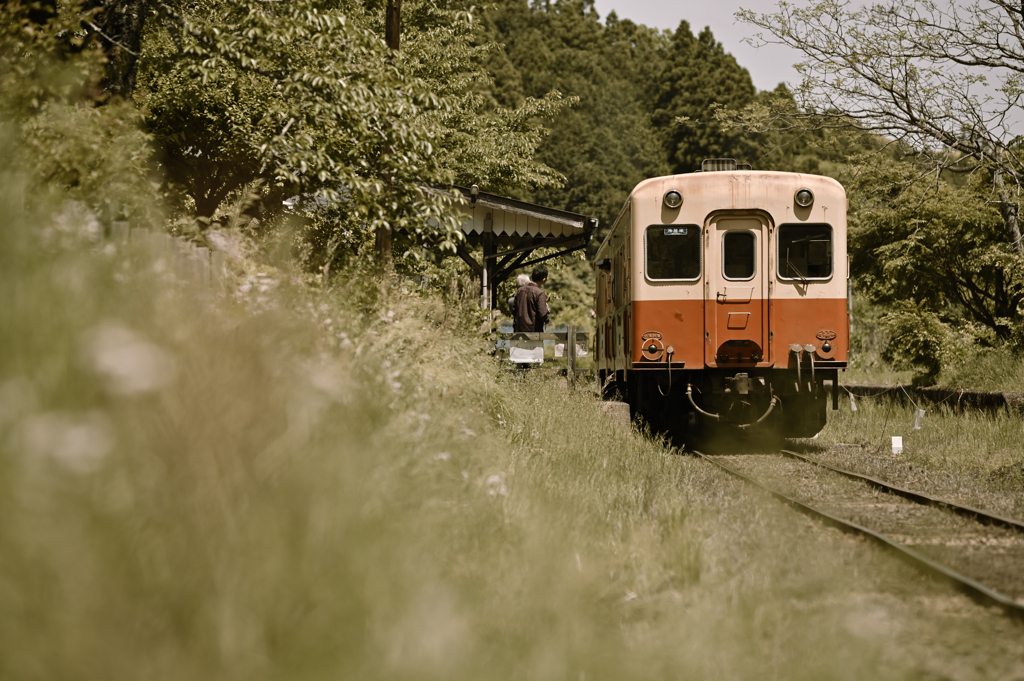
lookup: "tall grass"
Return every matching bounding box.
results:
[5,179,1024,678]
[816,395,1024,509]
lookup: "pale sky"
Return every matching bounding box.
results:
[590,0,806,91]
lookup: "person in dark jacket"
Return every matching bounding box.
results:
[506,273,531,310]
[513,265,550,332]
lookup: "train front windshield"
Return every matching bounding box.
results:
[645,225,701,280]
[778,224,833,280]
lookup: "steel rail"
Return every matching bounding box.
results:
[778,449,1024,533]
[693,450,1024,620]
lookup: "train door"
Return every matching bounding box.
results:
[704,215,769,366]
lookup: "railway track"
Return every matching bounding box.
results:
[694,449,1024,619]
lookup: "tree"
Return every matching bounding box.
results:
[134,0,569,273]
[849,158,1024,346]
[399,0,570,194]
[137,0,466,251]
[137,46,280,219]
[479,0,675,326]
[81,0,151,99]
[0,1,155,220]
[482,0,670,228]
[737,0,1024,255]
[652,21,758,174]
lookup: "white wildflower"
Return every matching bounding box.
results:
[82,323,178,395]
[308,360,350,402]
[485,473,507,497]
[21,410,115,474]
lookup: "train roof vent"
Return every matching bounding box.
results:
[698,158,752,172]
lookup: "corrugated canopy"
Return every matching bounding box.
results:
[453,187,591,240]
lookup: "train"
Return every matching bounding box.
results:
[594,159,848,438]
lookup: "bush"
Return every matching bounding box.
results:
[879,304,965,384]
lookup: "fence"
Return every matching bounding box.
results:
[496,326,590,389]
[110,220,228,292]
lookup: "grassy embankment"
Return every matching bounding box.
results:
[4,183,1024,679]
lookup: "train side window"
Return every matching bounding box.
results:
[722,231,755,280]
[645,225,701,281]
[778,224,833,280]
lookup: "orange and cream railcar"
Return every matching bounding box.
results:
[594,160,848,437]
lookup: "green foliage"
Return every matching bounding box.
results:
[137,0,460,251]
[542,256,596,329]
[0,1,156,220]
[851,159,1024,360]
[735,0,1024,189]
[399,0,570,193]
[131,0,572,270]
[136,31,280,218]
[715,85,857,177]
[19,100,155,215]
[482,0,670,230]
[878,304,963,383]
[0,1,103,118]
[652,21,758,174]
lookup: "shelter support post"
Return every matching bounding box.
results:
[567,324,577,390]
[481,228,494,309]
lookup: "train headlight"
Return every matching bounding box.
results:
[794,188,814,208]
[664,190,683,209]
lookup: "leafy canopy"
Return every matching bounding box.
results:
[135,0,571,262]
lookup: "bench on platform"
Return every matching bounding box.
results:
[494,325,590,388]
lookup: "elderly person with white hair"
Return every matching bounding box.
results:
[507,273,531,310]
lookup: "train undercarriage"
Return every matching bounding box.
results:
[601,368,839,440]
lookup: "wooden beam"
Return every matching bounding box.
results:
[483,233,587,260]
[495,236,539,268]
[494,249,535,284]
[513,242,589,272]
[455,243,482,276]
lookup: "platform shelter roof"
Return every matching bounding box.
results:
[432,185,598,309]
[453,187,592,242]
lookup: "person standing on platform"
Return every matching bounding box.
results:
[513,265,550,332]
[507,273,530,310]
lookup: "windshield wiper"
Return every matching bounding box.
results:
[785,249,809,285]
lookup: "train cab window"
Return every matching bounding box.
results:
[645,225,701,280]
[778,224,833,280]
[722,231,755,280]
